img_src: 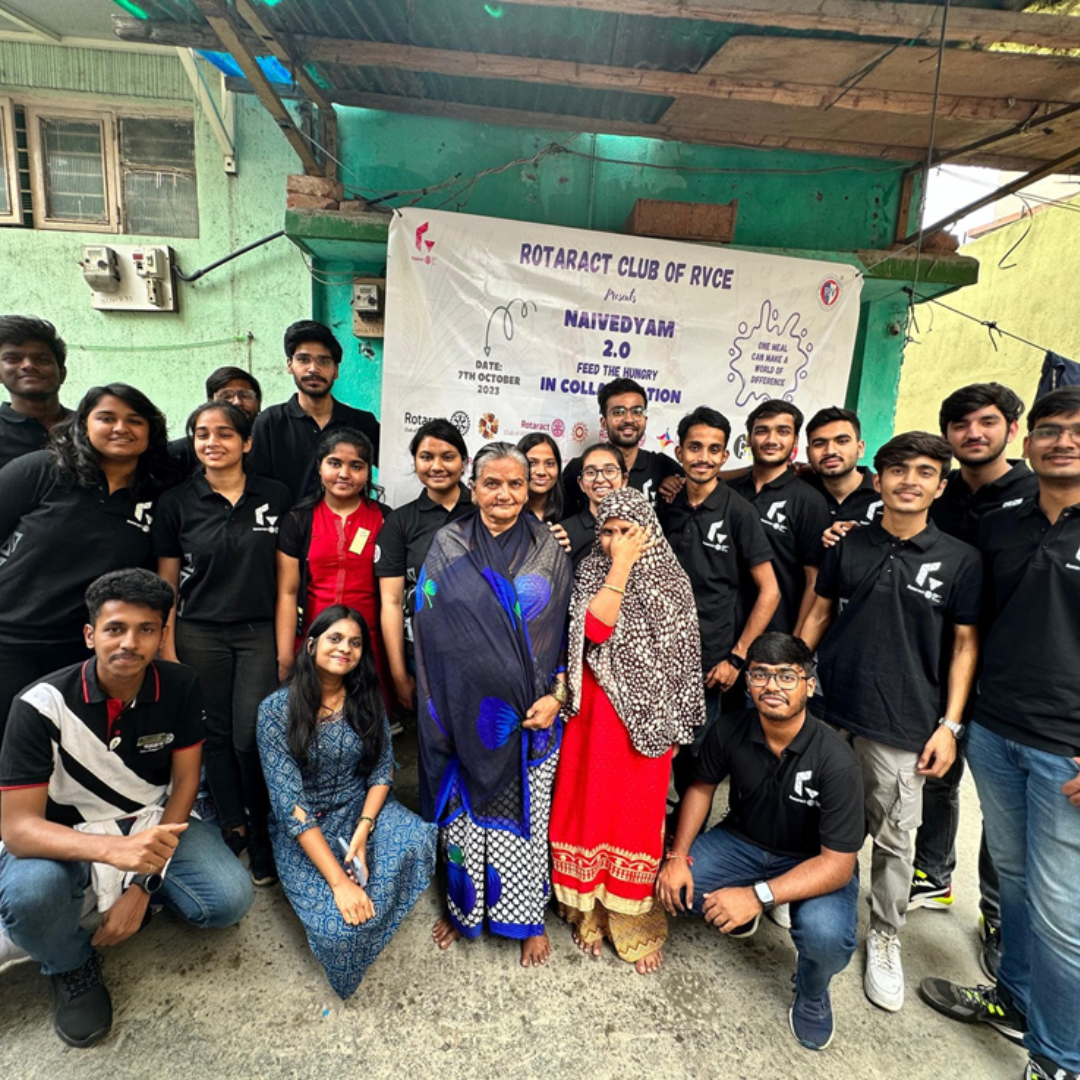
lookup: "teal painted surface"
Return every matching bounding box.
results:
[0,49,310,438]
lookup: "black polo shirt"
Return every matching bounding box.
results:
[814,521,982,752]
[560,508,596,568]
[974,497,1080,756]
[151,473,293,623]
[930,460,1038,547]
[0,451,156,646]
[167,435,198,478]
[804,467,882,524]
[729,468,831,634]
[373,486,473,647]
[0,658,204,827]
[0,402,72,472]
[694,707,865,860]
[659,482,774,669]
[562,447,681,516]
[248,394,381,503]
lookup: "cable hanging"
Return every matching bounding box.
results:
[903,286,1053,355]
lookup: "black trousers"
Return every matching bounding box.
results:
[174,619,277,832]
[0,639,90,741]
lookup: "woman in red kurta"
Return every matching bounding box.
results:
[275,427,392,706]
[550,488,704,974]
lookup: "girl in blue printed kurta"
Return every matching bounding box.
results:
[257,604,436,999]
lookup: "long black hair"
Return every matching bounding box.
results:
[49,383,179,499]
[293,426,385,516]
[286,604,384,774]
[517,432,564,522]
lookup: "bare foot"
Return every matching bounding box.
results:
[634,949,663,975]
[432,917,461,951]
[571,930,603,958]
[521,933,551,967]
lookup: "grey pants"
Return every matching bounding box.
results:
[838,732,925,936]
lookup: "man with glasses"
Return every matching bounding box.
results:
[168,366,264,474]
[799,432,982,1014]
[920,386,1080,1080]
[562,377,682,515]
[248,320,380,502]
[656,632,863,1052]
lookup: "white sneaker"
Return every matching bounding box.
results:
[0,929,31,975]
[766,903,792,930]
[864,928,904,1011]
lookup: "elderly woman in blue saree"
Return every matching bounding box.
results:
[414,442,573,967]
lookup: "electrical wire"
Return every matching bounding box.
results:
[903,286,1052,355]
[69,335,252,352]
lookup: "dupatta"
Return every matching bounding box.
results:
[414,509,572,837]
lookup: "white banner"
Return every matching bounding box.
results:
[380,207,862,506]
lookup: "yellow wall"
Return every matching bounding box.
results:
[894,194,1080,451]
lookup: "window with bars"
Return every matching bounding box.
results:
[5,104,198,237]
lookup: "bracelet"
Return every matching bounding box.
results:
[726,652,746,672]
[665,851,694,867]
[600,582,625,595]
[549,679,570,707]
[358,815,377,833]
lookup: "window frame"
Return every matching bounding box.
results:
[0,97,22,226]
[22,100,197,236]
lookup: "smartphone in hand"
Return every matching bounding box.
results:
[337,837,368,887]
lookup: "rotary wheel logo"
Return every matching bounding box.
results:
[450,410,470,436]
[551,418,565,438]
[478,412,500,440]
[572,421,589,443]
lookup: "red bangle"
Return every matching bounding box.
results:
[665,851,694,867]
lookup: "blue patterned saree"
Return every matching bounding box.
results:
[414,509,572,839]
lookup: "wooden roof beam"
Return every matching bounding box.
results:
[190,0,322,175]
[496,0,1080,51]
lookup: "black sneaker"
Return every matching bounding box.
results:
[918,977,1026,1043]
[222,827,249,860]
[249,832,278,887]
[50,953,112,1048]
[1026,1053,1080,1080]
[979,915,1002,982]
[909,868,954,911]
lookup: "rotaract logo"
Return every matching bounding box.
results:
[450,410,470,436]
[412,221,437,265]
[818,276,841,309]
[478,412,500,440]
[551,418,565,438]
[572,421,589,443]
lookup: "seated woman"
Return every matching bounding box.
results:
[414,443,573,967]
[559,442,628,568]
[276,428,392,705]
[256,605,436,999]
[550,488,704,974]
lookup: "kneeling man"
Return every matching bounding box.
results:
[0,568,254,1048]
[657,632,864,1051]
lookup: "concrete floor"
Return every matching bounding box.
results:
[0,727,1027,1080]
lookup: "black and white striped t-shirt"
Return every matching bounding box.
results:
[0,659,205,826]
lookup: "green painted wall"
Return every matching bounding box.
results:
[0,46,310,438]
[895,199,1078,449]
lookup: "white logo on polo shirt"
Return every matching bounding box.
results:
[703,520,730,553]
[1068,542,1080,572]
[791,769,820,806]
[907,561,944,603]
[0,530,24,566]
[865,500,883,522]
[127,502,153,533]
[1002,498,1024,509]
[253,502,279,534]
[641,479,654,503]
[762,500,789,534]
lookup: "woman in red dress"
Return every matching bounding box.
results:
[550,487,704,973]
[275,427,392,706]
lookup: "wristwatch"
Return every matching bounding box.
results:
[130,872,164,895]
[753,880,775,912]
[727,652,746,672]
[938,717,965,740]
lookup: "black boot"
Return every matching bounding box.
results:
[50,953,112,1048]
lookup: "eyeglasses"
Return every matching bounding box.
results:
[608,406,647,420]
[214,389,258,404]
[291,352,335,369]
[582,464,623,481]
[746,668,809,689]
[1030,422,1080,443]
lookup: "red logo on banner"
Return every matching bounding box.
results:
[479,412,500,440]
[551,419,565,438]
[572,421,589,443]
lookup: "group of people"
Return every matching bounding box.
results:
[0,314,1076,1080]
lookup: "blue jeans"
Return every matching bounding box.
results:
[687,826,858,998]
[967,722,1080,1072]
[0,816,254,975]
